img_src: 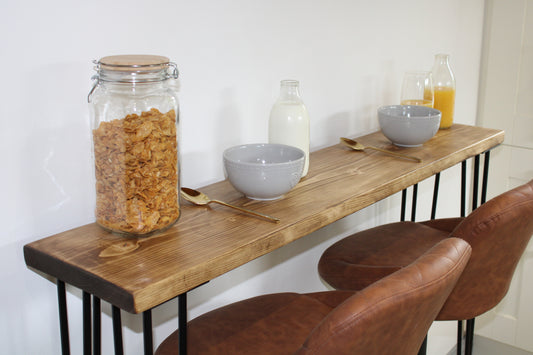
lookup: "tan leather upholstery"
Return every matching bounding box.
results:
[156,238,471,355]
[318,179,533,322]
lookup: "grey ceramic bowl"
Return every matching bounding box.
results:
[223,143,305,200]
[378,105,441,147]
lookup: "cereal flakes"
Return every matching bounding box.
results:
[93,108,179,235]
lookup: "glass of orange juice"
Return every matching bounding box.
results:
[400,71,434,108]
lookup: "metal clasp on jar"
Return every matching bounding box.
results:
[167,62,179,80]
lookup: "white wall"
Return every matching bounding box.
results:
[475,0,533,351]
[1,0,485,354]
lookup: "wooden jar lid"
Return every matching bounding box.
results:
[98,55,170,70]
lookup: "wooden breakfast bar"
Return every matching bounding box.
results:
[24,124,504,355]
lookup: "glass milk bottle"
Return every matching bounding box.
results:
[268,80,310,176]
[432,54,456,129]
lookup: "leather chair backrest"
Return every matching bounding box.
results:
[297,237,471,355]
[438,179,533,320]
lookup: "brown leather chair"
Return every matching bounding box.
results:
[156,238,471,355]
[318,179,533,355]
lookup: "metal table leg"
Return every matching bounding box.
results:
[431,173,440,220]
[82,292,92,355]
[401,188,407,221]
[112,306,124,355]
[461,160,467,217]
[457,320,463,355]
[456,151,492,355]
[465,318,476,355]
[481,150,491,204]
[400,183,419,222]
[179,293,187,354]
[55,283,192,355]
[472,155,480,210]
[410,183,418,222]
[143,310,153,355]
[57,280,70,355]
[93,296,101,355]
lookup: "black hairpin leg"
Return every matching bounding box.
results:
[400,183,418,222]
[411,183,418,222]
[112,306,124,355]
[481,150,491,204]
[93,296,101,355]
[472,155,480,210]
[465,318,475,355]
[401,188,407,222]
[179,293,188,354]
[416,174,442,355]
[143,310,153,355]
[472,150,492,209]
[83,292,91,355]
[431,173,440,220]
[461,151,491,355]
[457,320,463,355]
[57,280,70,355]
[461,160,467,217]
[455,151,492,355]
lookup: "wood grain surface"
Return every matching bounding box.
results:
[24,124,504,313]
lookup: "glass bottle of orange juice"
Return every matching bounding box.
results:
[432,54,456,129]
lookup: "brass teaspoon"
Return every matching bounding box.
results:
[181,187,280,223]
[340,137,422,163]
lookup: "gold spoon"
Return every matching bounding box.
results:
[340,137,422,163]
[181,187,280,223]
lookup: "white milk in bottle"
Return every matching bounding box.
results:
[268,80,310,176]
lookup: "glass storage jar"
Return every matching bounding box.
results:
[88,55,180,237]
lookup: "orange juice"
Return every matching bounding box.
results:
[434,86,455,129]
[400,99,433,108]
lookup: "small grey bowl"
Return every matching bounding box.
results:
[378,105,441,147]
[223,143,305,200]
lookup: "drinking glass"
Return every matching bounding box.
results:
[400,71,434,108]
